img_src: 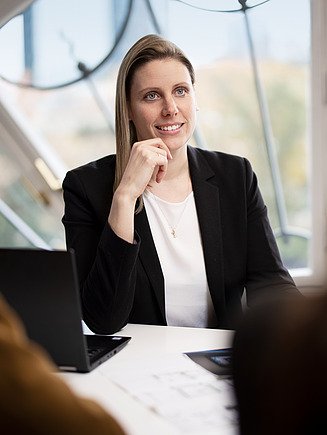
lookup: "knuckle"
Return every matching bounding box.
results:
[133,141,141,150]
[145,155,155,165]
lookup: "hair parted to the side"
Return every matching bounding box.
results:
[114,34,195,209]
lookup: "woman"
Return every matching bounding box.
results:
[62,34,297,334]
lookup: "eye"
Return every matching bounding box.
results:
[145,91,159,101]
[175,87,187,96]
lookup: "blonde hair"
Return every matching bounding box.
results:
[114,34,195,198]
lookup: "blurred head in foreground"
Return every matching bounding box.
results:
[232,293,327,435]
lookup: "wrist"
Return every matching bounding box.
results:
[113,187,138,209]
[109,188,136,243]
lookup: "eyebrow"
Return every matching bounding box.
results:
[137,82,191,97]
[137,87,161,96]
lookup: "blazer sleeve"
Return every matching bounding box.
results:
[62,169,140,334]
[243,158,299,304]
[0,295,126,435]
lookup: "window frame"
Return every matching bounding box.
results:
[294,0,327,292]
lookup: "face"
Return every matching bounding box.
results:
[128,58,197,152]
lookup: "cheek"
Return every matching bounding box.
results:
[182,97,196,117]
[132,105,149,123]
[186,104,197,123]
[185,103,197,134]
[138,109,156,131]
[132,111,155,140]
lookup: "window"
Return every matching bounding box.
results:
[0,0,325,290]
[167,0,313,284]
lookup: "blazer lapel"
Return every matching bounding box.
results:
[134,207,166,322]
[187,146,226,318]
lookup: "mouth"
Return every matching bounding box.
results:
[155,123,184,132]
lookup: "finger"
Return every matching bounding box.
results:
[142,138,173,160]
[155,164,168,183]
[156,143,173,160]
[153,148,172,168]
[145,152,167,185]
[156,165,167,183]
[150,166,159,184]
[154,152,168,183]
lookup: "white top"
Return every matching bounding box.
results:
[143,190,216,328]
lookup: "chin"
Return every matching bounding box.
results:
[166,142,187,153]
[165,135,189,148]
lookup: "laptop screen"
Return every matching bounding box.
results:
[0,248,130,372]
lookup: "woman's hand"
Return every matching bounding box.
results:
[108,138,172,243]
[119,138,172,201]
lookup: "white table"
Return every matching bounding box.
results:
[60,324,236,435]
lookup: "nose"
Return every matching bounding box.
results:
[162,96,178,117]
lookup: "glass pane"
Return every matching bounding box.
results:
[0,145,65,248]
[0,213,35,248]
[168,0,311,270]
[0,0,132,88]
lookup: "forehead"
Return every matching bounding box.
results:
[130,59,192,90]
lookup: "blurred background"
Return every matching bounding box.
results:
[0,0,325,292]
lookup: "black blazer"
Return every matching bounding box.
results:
[62,146,297,334]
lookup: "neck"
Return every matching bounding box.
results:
[147,145,191,202]
[165,145,189,180]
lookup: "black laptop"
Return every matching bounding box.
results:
[0,248,131,372]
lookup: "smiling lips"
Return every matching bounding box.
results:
[155,123,183,132]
